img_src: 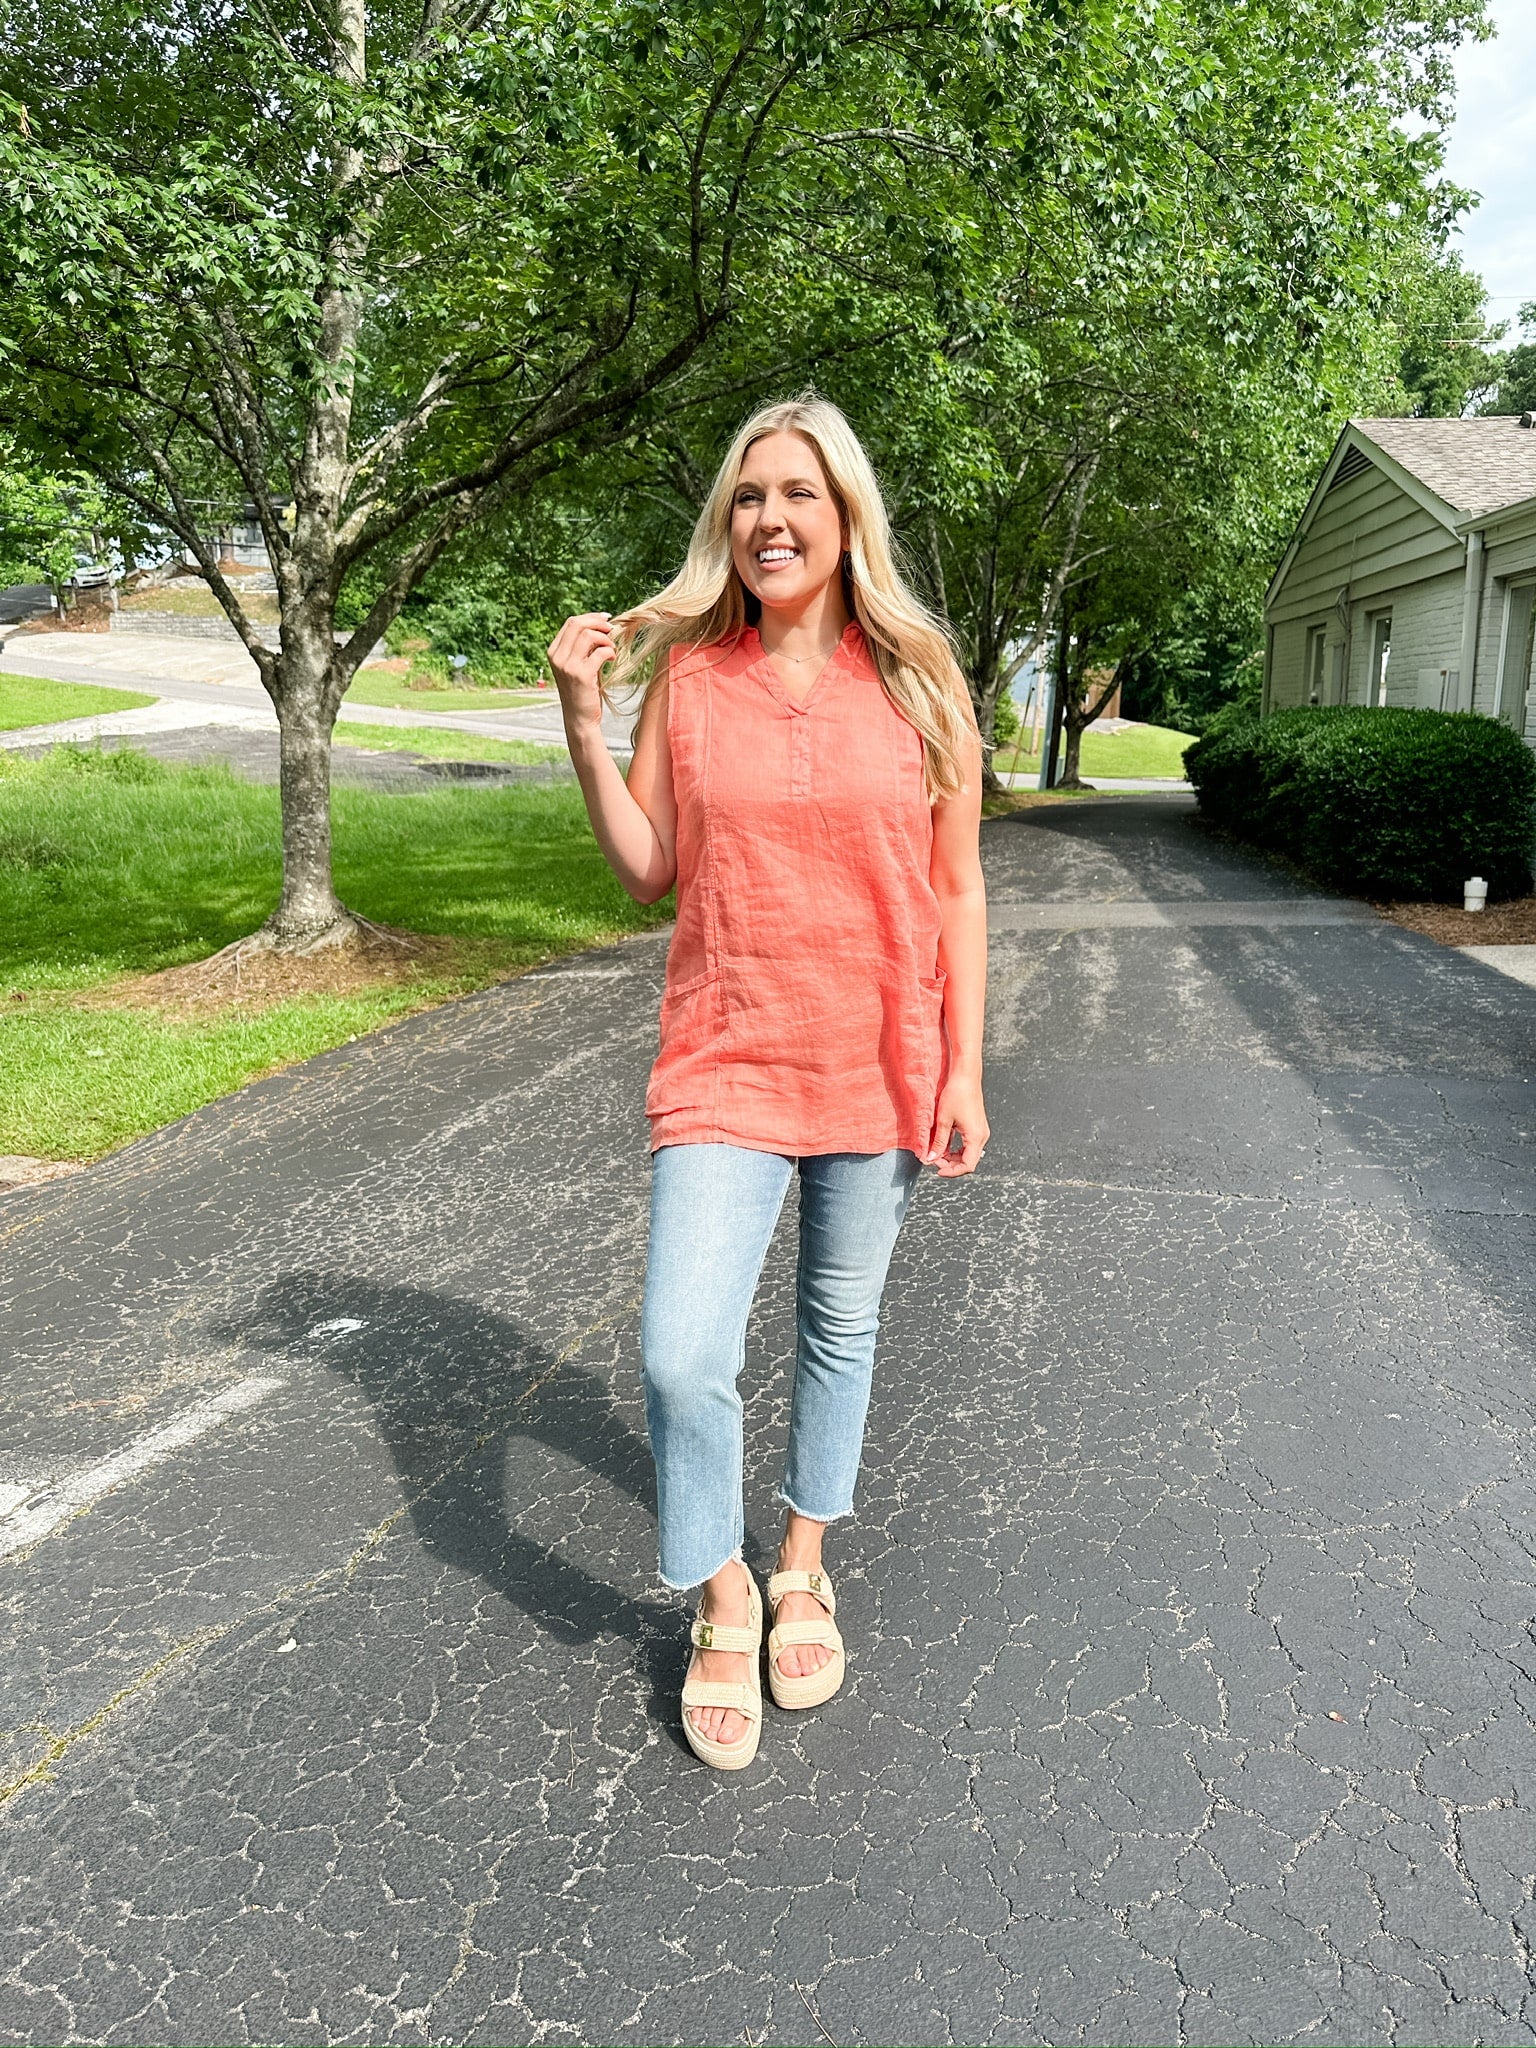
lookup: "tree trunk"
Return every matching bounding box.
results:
[260,608,357,950]
[269,690,352,947]
[1058,712,1087,789]
[1058,655,1129,792]
[244,0,369,955]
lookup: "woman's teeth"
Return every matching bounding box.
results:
[758,548,797,564]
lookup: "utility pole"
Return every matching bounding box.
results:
[1038,629,1068,790]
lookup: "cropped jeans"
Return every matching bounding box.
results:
[641,1143,921,1589]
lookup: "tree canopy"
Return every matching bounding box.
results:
[0,0,1490,930]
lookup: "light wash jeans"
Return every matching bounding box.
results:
[641,1143,921,1589]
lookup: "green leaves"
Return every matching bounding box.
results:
[1188,706,1536,899]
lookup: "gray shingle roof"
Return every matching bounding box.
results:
[1353,415,1536,519]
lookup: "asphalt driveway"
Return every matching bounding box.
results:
[2,796,1534,2047]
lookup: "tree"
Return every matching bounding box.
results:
[1491,304,1536,416]
[0,0,1020,949]
[1,0,1486,908]
[864,0,1484,781]
[1392,250,1505,417]
[0,438,118,589]
[1118,605,1265,738]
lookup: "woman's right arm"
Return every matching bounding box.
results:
[547,611,677,905]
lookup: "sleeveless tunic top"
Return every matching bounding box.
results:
[645,622,947,1156]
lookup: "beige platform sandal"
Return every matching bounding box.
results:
[766,1565,847,1711]
[680,1562,765,1771]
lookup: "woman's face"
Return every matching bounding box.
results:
[729,431,847,616]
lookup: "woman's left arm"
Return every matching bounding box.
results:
[927,704,989,1177]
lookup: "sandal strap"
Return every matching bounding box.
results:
[769,1617,842,1651]
[681,1678,762,1716]
[689,1616,759,1654]
[767,1569,836,1618]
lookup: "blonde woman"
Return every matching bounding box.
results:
[547,395,989,1770]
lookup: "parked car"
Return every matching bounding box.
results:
[70,556,112,589]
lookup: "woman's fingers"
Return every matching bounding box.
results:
[547,613,617,693]
[928,1099,990,1176]
[548,613,613,656]
[941,1123,988,1177]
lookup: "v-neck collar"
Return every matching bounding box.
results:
[746,621,862,715]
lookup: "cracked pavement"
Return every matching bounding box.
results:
[2,794,1534,2047]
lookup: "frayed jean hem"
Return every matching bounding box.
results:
[656,1541,743,1594]
[777,1489,855,1525]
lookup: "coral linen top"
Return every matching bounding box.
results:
[645,622,947,1157]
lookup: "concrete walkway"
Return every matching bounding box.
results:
[0,631,634,753]
[3,798,1535,2045]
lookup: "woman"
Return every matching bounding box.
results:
[547,395,989,1770]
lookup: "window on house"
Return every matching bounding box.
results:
[1498,582,1535,733]
[1368,613,1391,707]
[1305,625,1327,705]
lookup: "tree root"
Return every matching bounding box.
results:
[172,910,423,990]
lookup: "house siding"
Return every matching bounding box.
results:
[1268,571,1465,711]
[1474,512,1536,739]
[1266,431,1536,756]
[1268,618,1311,708]
[1360,569,1465,708]
[1267,464,1462,625]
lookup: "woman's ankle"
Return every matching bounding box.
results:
[701,1556,750,1611]
[780,1506,829,1557]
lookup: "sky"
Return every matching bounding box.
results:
[1441,3,1536,328]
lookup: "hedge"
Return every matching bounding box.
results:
[1185,706,1536,901]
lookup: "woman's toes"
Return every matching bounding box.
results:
[778,1642,831,1678]
[691,1704,746,1745]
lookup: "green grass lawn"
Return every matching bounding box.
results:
[0,746,669,1160]
[0,673,156,732]
[995,721,1194,780]
[334,723,567,766]
[344,669,548,716]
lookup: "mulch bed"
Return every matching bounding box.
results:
[1374,896,1536,946]
[79,927,512,1017]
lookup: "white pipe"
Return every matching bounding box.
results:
[1458,529,1485,711]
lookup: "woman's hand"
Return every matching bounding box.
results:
[927,1069,990,1177]
[547,611,616,734]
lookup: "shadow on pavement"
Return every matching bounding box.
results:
[994,796,1536,1317]
[219,1270,700,1754]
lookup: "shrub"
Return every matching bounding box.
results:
[48,742,169,782]
[992,690,1022,751]
[1193,683,1261,749]
[1186,706,1536,901]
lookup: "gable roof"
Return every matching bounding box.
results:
[1267,414,1536,608]
[1353,415,1536,518]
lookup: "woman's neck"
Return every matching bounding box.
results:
[755,580,851,661]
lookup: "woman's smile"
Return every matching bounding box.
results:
[731,430,846,608]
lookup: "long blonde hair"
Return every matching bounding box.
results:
[605,394,974,799]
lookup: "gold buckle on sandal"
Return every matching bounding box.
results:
[808,1574,822,1593]
[697,1622,714,1648]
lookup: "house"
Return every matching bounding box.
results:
[1264,415,1536,748]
